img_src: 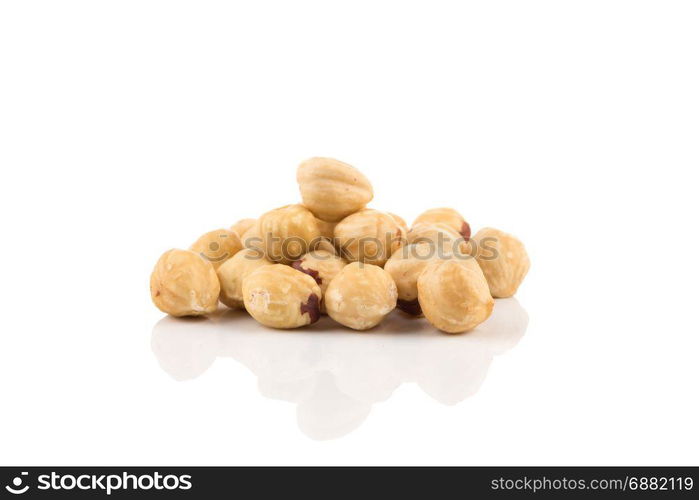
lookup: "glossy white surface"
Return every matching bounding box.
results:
[1,1,698,465]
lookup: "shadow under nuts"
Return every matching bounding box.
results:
[473,227,530,298]
[217,248,273,309]
[256,204,321,264]
[297,157,374,222]
[150,249,220,317]
[417,259,494,333]
[324,262,398,330]
[242,264,322,329]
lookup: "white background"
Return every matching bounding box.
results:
[1,1,698,466]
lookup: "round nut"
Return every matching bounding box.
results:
[297,157,373,222]
[150,249,220,317]
[324,262,397,330]
[407,222,472,255]
[334,209,403,267]
[413,207,471,240]
[189,229,242,270]
[314,217,339,254]
[217,248,273,309]
[242,264,322,329]
[241,224,262,250]
[384,242,454,316]
[256,204,321,264]
[417,259,493,333]
[473,227,530,298]
[230,218,256,238]
[388,212,409,240]
[291,250,347,313]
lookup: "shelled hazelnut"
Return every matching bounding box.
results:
[242,265,322,329]
[150,249,220,317]
[473,227,530,298]
[324,262,397,330]
[333,209,403,267]
[190,229,242,270]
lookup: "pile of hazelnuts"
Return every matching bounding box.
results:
[150,157,530,333]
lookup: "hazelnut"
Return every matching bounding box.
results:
[334,209,403,267]
[473,227,530,298]
[217,247,273,309]
[407,222,471,255]
[314,217,339,254]
[242,264,322,329]
[230,218,256,238]
[413,207,471,240]
[150,249,220,317]
[388,212,409,238]
[297,157,373,222]
[417,258,493,333]
[291,249,347,312]
[324,262,397,330]
[256,204,321,264]
[189,229,242,269]
[384,241,453,316]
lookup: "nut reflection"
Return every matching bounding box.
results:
[151,299,528,440]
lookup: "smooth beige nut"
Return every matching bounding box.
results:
[217,248,272,309]
[334,209,403,267]
[242,265,322,329]
[314,217,339,254]
[413,207,471,240]
[230,218,256,238]
[292,250,347,313]
[407,222,472,255]
[389,212,409,238]
[417,259,493,333]
[473,227,530,298]
[325,262,397,330]
[190,229,242,270]
[297,157,373,222]
[256,204,321,264]
[384,242,454,316]
[150,249,220,317]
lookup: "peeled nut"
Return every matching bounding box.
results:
[334,209,403,267]
[256,204,321,264]
[384,242,454,316]
[407,222,471,255]
[189,229,242,270]
[413,207,471,240]
[417,258,493,333]
[292,249,347,312]
[473,227,530,298]
[217,248,273,309]
[389,212,409,237]
[230,218,256,238]
[150,249,220,317]
[314,217,339,254]
[324,262,397,330]
[242,264,322,329]
[297,157,373,222]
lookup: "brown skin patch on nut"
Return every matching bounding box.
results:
[397,298,422,316]
[291,260,322,285]
[460,221,471,241]
[300,293,321,324]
